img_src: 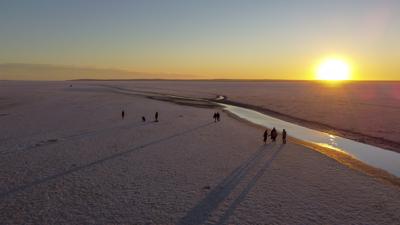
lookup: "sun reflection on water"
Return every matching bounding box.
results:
[315,143,351,156]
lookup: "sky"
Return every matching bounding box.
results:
[0,0,399,80]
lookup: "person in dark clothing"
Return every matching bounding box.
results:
[216,112,220,122]
[263,129,268,144]
[282,129,287,144]
[121,110,125,119]
[271,127,277,142]
[155,112,159,122]
[142,116,146,122]
[213,112,217,122]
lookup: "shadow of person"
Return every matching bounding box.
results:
[177,143,280,225]
[0,122,214,200]
[215,144,285,225]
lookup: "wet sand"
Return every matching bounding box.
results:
[0,81,399,224]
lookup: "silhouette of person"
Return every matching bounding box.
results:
[216,112,220,122]
[142,116,146,122]
[282,129,287,144]
[271,127,277,142]
[155,112,159,122]
[121,110,125,119]
[213,112,217,122]
[263,129,268,143]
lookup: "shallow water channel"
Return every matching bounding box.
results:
[220,103,400,177]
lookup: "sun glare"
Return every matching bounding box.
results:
[316,59,350,81]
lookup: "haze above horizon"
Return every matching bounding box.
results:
[1,0,399,80]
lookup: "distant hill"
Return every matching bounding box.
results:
[0,63,184,80]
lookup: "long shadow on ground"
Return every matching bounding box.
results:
[0,120,153,156]
[177,142,284,225]
[215,144,285,225]
[0,122,214,199]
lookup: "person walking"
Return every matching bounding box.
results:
[271,127,277,142]
[263,128,268,144]
[282,129,287,144]
[155,112,159,122]
[142,116,146,122]
[121,110,125,120]
[213,112,217,122]
[216,112,220,122]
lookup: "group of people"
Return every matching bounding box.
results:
[212,112,221,122]
[121,110,159,122]
[263,127,287,144]
[212,112,287,144]
[122,109,287,144]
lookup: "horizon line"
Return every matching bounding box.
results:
[2,79,400,82]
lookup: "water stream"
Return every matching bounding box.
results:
[101,87,400,177]
[219,103,400,177]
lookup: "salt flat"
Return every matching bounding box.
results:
[0,81,399,224]
[86,80,400,151]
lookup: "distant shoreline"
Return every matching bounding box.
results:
[69,79,400,83]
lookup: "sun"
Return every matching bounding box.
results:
[316,59,350,81]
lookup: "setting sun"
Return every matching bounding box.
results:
[316,59,351,81]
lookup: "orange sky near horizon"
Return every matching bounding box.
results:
[0,1,399,80]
